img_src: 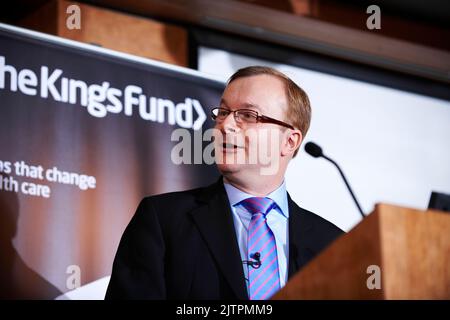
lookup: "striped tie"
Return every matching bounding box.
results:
[240,197,280,300]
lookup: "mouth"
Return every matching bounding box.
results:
[222,143,244,151]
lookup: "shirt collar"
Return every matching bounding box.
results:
[223,180,289,218]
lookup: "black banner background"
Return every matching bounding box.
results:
[0,25,223,299]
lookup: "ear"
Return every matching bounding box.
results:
[281,129,303,157]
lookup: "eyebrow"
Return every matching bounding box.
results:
[220,99,262,112]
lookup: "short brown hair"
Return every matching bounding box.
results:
[228,66,311,157]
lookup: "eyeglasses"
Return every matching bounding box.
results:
[211,107,294,130]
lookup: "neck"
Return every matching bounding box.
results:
[223,175,284,197]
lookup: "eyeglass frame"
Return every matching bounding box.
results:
[210,107,295,130]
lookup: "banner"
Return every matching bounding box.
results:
[0,24,223,299]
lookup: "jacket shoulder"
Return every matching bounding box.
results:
[141,184,209,210]
[288,194,344,238]
[297,205,344,233]
[135,181,220,224]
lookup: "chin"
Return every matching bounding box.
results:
[216,162,243,175]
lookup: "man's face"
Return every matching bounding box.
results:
[214,74,289,178]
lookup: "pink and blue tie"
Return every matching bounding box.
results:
[240,197,280,300]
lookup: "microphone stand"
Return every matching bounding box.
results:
[322,154,365,218]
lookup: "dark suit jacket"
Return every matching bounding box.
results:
[105,178,343,300]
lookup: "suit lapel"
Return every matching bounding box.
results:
[189,182,314,296]
[288,194,314,279]
[189,179,248,300]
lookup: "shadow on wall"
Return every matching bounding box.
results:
[0,174,61,299]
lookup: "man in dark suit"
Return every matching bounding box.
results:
[105,66,343,300]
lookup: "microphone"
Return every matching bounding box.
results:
[304,142,365,218]
[243,252,261,269]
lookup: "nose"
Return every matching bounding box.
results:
[217,111,240,134]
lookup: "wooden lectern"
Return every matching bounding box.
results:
[273,204,450,299]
